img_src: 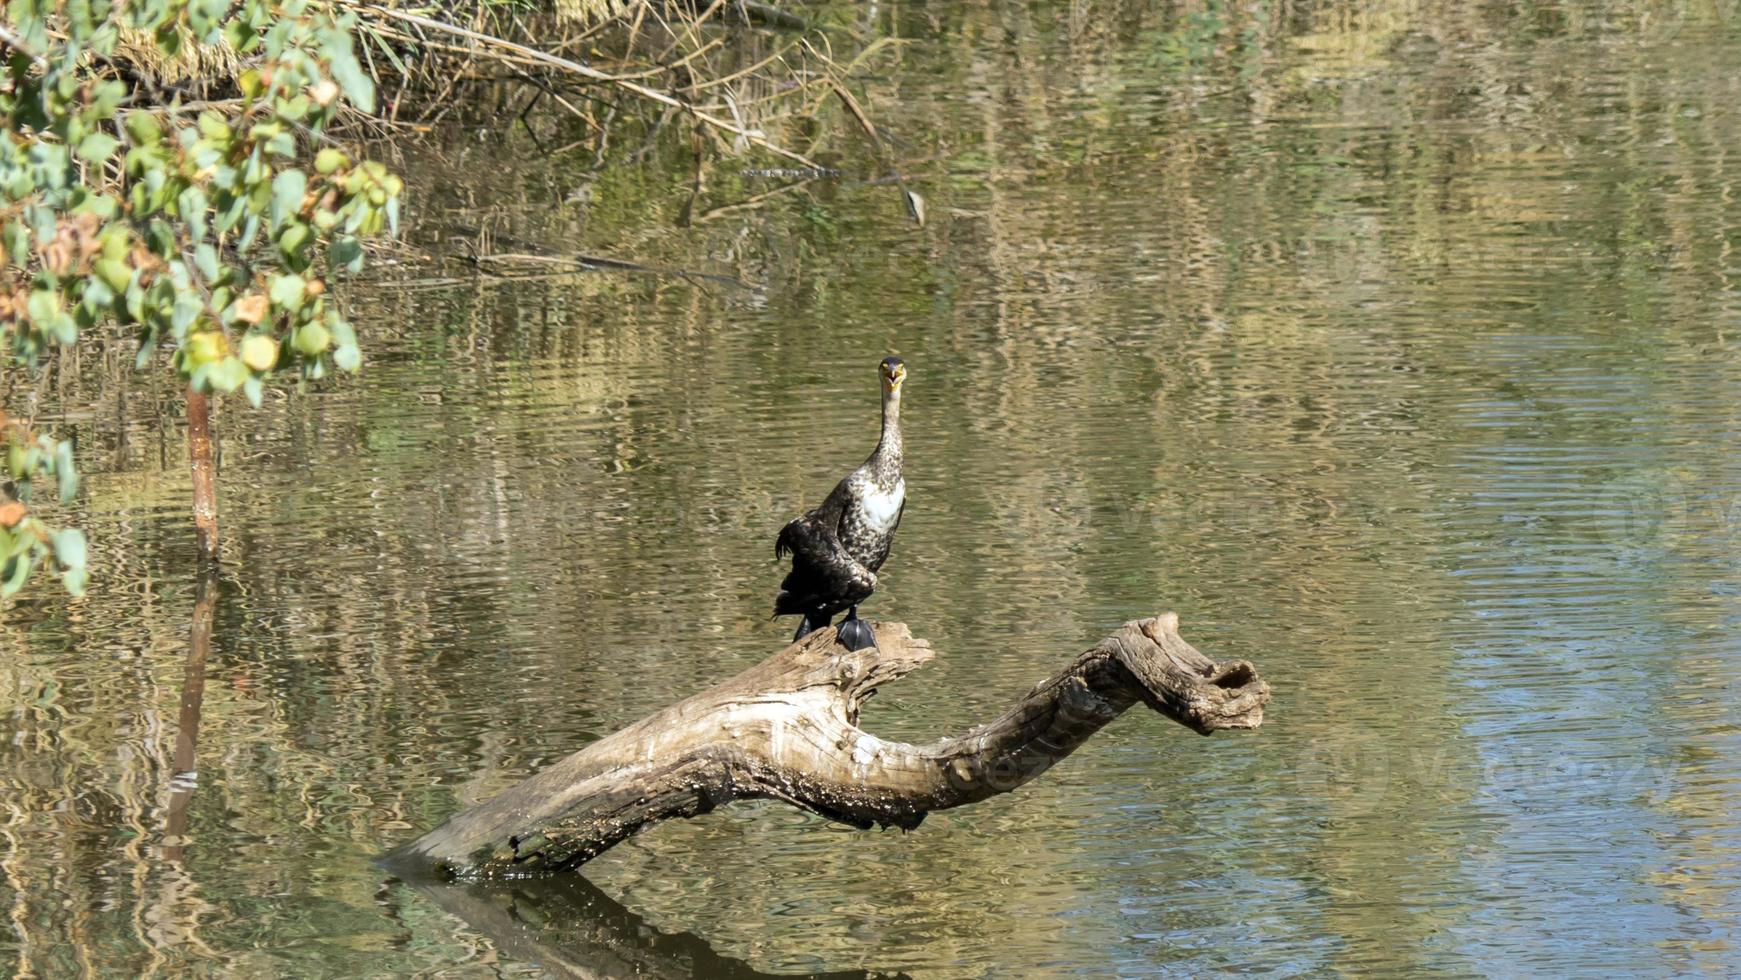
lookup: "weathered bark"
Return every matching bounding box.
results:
[185,388,218,561]
[385,613,1268,880]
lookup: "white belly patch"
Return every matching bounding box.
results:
[859,479,904,531]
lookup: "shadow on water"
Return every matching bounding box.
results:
[402,873,909,979]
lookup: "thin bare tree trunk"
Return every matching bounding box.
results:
[185,388,218,560]
[386,614,1269,880]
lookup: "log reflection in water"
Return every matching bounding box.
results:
[406,873,908,980]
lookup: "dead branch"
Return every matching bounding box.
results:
[384,613,1268,879]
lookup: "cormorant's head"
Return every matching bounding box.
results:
[880,356,907,395]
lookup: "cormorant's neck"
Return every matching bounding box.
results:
[870,387,902,479]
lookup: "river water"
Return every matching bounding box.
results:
[6,1,1741,976]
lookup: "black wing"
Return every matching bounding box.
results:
[773,501,876,618]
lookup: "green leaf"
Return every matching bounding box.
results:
[293,321,331,356]
[81,193,118,220]
[79,278,114,316]
[124,273,146,321]
[26,204,55,243]
[91,23,119,57]
[216,191,246,232]
[328,46,377,113]
[279,94,311,121]
[223,15,252,51]
[278,221,312,263]
[208,357,248,393]
[1,556,30,597]
[3,222,28,266]
[269,273,306,312]
[76,131,119,164]
[61,566,88,597]
[196,109,231,142]
[94,259,130,294]
[330,235,363,273]
[145,219,176,257]
[122,111,162,144]
[54,442,77,502]
[195,242,220,282]
[243,143,267,185]
[53,528,87,570]
[332,343,360,372]
[27,290,60,324]
[178,185,208,240]
[2,525,29,559]
[48,314,76,346]
[171,293,202,337]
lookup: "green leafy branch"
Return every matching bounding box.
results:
[0,415,85,595]
[2,0,404,594]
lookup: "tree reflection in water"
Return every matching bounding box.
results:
[401,872,909,980]
[163,569,218,864]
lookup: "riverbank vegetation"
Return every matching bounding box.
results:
[3,0,892,595]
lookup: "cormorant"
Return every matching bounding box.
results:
[774,356,907,651]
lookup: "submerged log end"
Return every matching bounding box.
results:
[1108,613,1270,735]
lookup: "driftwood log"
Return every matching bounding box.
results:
[385,613,1268,879]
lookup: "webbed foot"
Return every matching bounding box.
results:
[837,613,877,652]
[794,614,826,643]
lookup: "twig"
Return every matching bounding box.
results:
[737,2,809,31]
[654,0,725,63]
[826,75,924,226]
[510,69,603,136]
[468,249,752,290]
[0,24,48,67]
[612,35,726,81]
[693,174,818,222]
[688,43,796,92]
[626,106,676,164]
